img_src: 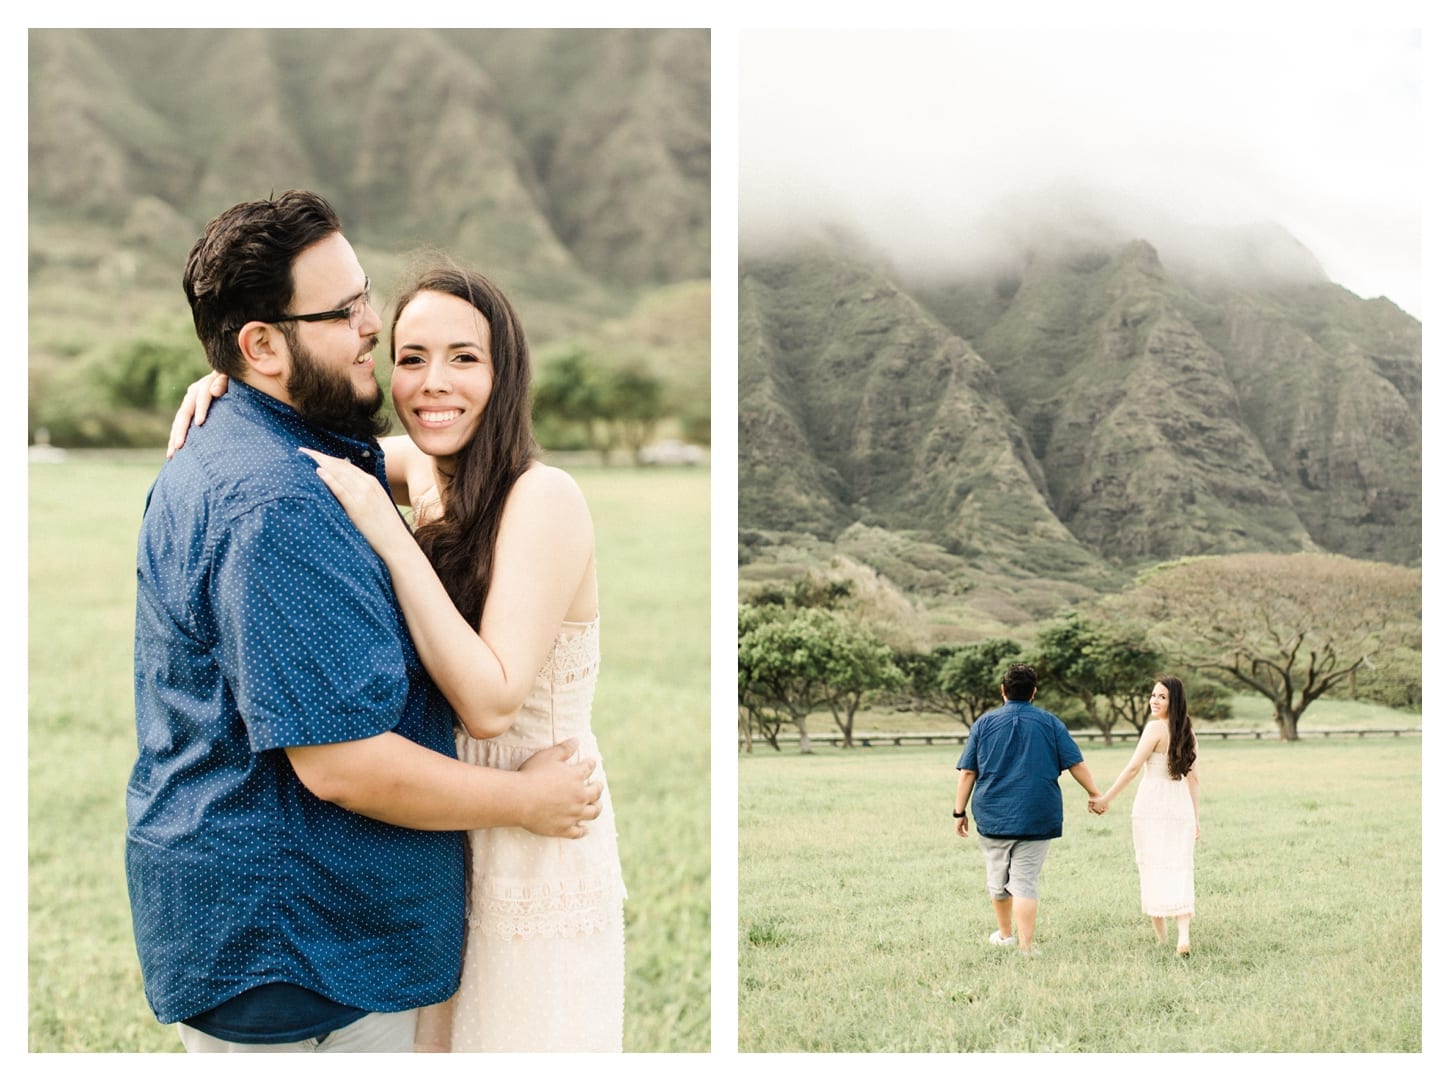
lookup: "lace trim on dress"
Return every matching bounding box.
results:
[458,614,619,943]
[539,617,600,685]
[470,874,624,941]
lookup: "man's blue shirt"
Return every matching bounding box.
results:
[126,382,466,1025]
[956,699,1084,840]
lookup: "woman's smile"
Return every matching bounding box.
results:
[390,289,496,465]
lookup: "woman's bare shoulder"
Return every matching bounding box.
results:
[511,462,590,512]
[499,465,595,557]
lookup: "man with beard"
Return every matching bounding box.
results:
[126,191,602,1052]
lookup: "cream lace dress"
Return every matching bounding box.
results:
[1129,752,1195,918]
[415,617,626,1051]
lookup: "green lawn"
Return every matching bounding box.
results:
[739,738,1421,1052]
[28,455,709,1052]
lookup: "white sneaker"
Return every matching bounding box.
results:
[988,930,1017,947]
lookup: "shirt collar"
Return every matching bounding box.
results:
[230,380,384,470]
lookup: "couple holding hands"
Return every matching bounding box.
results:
[954,666,1200,957]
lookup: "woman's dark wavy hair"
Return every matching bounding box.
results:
[183,190,341,377]
[1157,675,1197,780]
[390,263,537,627]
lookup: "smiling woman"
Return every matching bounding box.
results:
[389,290,495,462]
[378,267,542,628]
[301,261,626,1052]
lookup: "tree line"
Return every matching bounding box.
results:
[739,553,1421,751]
[30,324,678,460]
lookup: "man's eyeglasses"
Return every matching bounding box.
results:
[264,280,372,330]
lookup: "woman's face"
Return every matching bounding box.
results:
[390,290,495,466]
[1149,682,1169,719]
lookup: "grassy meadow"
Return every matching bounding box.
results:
[27,455,709,1052]
[738,736,1421,1052]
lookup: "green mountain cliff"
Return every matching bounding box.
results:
[739,230,1419,606]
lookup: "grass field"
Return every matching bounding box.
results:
[738,737,1421,1052]
[27,455,709,1052]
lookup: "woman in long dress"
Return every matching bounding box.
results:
[175,265,625,1050]
[1089,677,1199,955]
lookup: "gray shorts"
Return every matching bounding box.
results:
[977,836,1051,901]
[178,1009,418,1053]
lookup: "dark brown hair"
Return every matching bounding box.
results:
[390,264,536,627]
[182,190,342,377]
[1157,675,1197,780]
[1002,663,1038,701]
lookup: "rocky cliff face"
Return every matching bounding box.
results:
[1201,286,1421,565]
[739,233,1420,581]
[27,28,709,294]
[740,251,1109,584]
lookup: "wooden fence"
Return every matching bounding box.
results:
[742,727,1421,749]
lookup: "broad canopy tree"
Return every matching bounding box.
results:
[1103,553,1421,740]
[892,646,970,727]
[937,638,1028,728]
[737,602,901,752]
[1034,613,1165,744]
[738,603,817,752]
[533,347,667,463]
[889,639,1026,729]
[816,618,903,748]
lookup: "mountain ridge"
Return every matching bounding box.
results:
[28,29,709,298]
[739,227,1420,601]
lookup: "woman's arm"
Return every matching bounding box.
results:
[167,371,229,457]
[1091,720,1165,810]
[300,452,595,738]
[378,435,420,507]
[469,466,597,728]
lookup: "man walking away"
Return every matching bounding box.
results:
[953,663,1099,954]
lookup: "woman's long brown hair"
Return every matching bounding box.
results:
[390,263,536,627]
[1158,675,1197,780]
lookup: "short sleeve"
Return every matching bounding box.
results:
[1055,720,1084,771]
[957,731,977,771]
[212,495,410,752]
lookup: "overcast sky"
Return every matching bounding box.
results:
[740,29,1423,317]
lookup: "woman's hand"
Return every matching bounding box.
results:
[298,447,414,558]
[1088,795,1111,815]
[167,372,229,458]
